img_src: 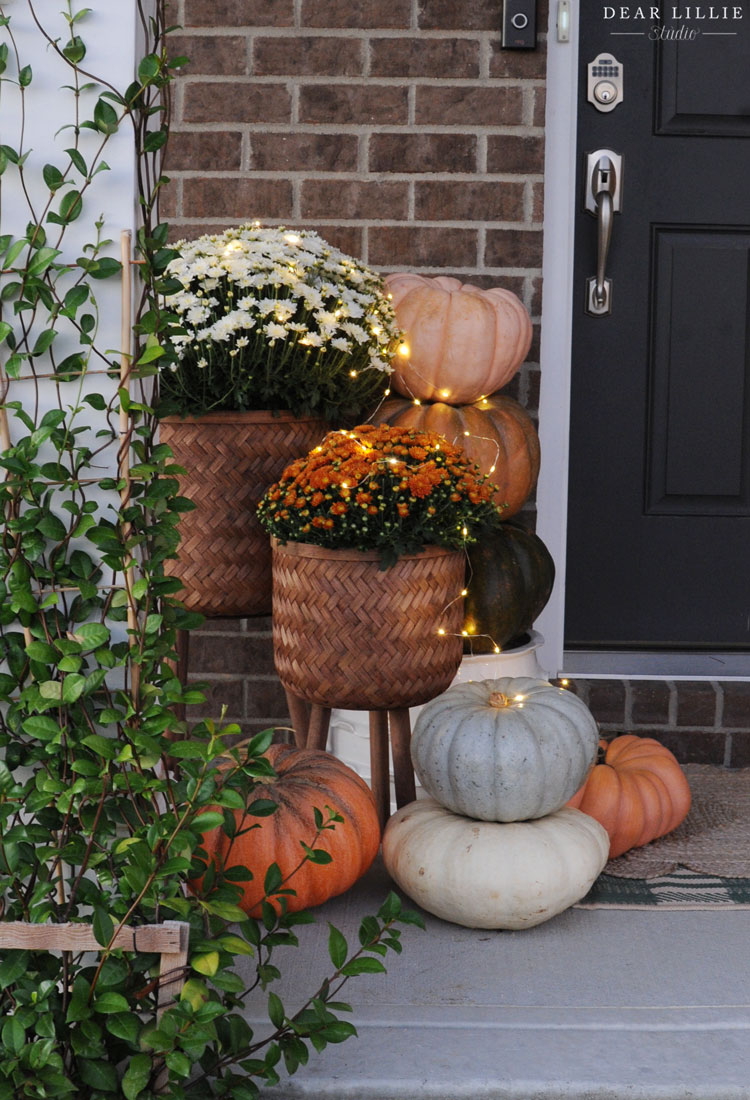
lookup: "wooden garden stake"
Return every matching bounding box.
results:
[119,228,140,703]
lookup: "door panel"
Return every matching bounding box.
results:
[565,7,750,649]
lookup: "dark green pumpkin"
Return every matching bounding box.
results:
[463,522,555,654]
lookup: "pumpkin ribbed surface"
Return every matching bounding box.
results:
[462,523,555,653]
[385,274,532,405]
[567,735,691,859]
[382,799,609,929]
[192,743,380,916]
[373,394,540,516]
[411,677,599,822]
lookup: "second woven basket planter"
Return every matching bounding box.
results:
[160,411,327,618]
[272,538,465,710]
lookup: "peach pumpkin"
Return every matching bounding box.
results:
[373,393,540,516]
[191,743,381,916]
[567,735,691,859]
[386,273,532,405]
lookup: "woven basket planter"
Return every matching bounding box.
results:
[272,539,465,710]
[160,411,327,618]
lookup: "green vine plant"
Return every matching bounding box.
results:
[0,3,422,1098]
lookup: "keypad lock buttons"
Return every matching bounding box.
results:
[587,53,624,113]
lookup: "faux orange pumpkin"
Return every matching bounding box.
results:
[192,743,381,916]
[385,273,532,405]
[567,735,691,859]
[373,393,540,516]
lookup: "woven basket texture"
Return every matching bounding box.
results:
[272,539,464,709]
[160,412,327,617]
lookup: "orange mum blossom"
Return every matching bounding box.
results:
[258,424,504,568]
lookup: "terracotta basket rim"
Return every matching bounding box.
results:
[160,409,329,426]
[271,537,462,565]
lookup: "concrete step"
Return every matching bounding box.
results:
[242,859,750,1100]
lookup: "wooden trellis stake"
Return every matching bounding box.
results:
[119,227,140,703]
[0,919,190,1092]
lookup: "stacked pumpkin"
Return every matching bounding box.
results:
[383,676,611,930]
[376,274,554,652]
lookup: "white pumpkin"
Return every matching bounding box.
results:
[382,799,609,929]
[411,676,599,822]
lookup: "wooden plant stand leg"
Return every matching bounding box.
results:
[388,707,416,809]
[284,688,311,748]
[368,710,390,829]
[307,704,332,751]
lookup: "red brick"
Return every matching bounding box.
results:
[415,180,524,222]
[197,617,248,633]
[369,132,476,174]
[587,680,626,725]
[418,0,501,29]
[159,179,179,218]
[169,34,247,75]
[532,181,545,223]
[439,273,527,296]
[527,321,541,361]
[533,86,547,127]
[720,682,750,726]
[299,84,408,125]
[730,731,750,767]
[245,616,273,633]
[485,229,543,268]
[370,37,480,78]
[524,364,541,410]
[487,135,545,174]
[183,82,291,124]
[631,681,672,725]
[183,178,294,220]
[531,276,543,315]
[191,632,276,676]
[301,225,364,257]
[654,730,727,766]
[301,180,409,220]
[675,682,719,727]
[251,132,358,172]
[165,131,243,172]
[253,35,363,76]
[415,85,523,126]
[368,226,478,268]
[185,0,294,26]
[489,40,548,78]
[246,677,290,720]
[301,0,412,26]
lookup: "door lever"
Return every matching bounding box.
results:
[584,149,623,316]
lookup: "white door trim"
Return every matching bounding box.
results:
[535,0,581,677]
[532,4,750,683]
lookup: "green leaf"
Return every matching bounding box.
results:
[71,622,110,649]
[138,53,160,82]
[122,1053,151,1099]
[66,147,87,175]
[25,640,58,663]
[27,245,61,275]
[22,715,61,742]
[264,862,282,896]
[94,992,129,1015]
[340,957,387,977]
[93,98,119,134]
[82,734,117,760]
[328,924,348,970]
[38,512,67,539]
[191,951,219,977]
[78,1058,118,1092]
[58,189,83,223]
[18,64,32,87]
[267,991,284,1029]
[38,679,62,701]
[62,673,85,703]
[165,1050,191,1078]
[92,906,114,948]
[63,35,86,64]
[0,950,29,990]
[1,1015,25,1055]
[319,1020,357,1043]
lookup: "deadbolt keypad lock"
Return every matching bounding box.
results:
[587,54,624,113]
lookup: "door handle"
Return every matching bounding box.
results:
[584,150,623,316]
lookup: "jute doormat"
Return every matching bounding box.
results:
[575,764,750,909]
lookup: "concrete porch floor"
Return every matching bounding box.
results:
[247,857,750,1100]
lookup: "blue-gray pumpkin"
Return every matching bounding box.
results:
[411,676,599,822]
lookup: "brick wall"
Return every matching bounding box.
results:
[558,680,750,767]
[165,0,549,740]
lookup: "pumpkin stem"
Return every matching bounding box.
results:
[488,692,510,708]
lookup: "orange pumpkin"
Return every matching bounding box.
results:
[373,394,539,516]
[191,743,381,916]
[567,735,691,859]
[386,273,532,405]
